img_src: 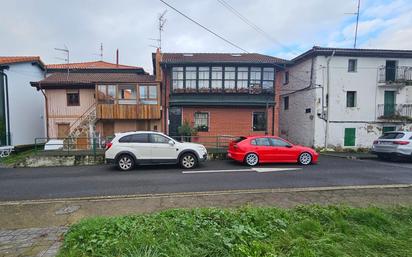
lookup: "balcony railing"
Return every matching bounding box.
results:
[172,84,274,94]
[378,66,412,84]
[377,104,412,119]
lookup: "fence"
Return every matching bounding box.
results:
[34,137,105,157]
[170,135,238,152]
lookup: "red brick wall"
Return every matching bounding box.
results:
[181,106,277,137]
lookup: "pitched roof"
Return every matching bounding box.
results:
[158,53,289,65]
[31,72,156,89]
[46,61,143,70]
[0,56,45,67]
[292,46,412,63]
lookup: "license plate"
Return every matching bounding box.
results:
[379,141,392,145]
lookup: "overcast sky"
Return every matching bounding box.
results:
[1,0,411,72]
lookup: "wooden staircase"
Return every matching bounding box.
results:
[64,104,97,150]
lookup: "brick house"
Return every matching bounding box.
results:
[31,61,161,146]
[153,50,287,138]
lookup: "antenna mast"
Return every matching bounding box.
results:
[354,0,361,48]
[54,45,70,77]
[158,10,167,50]
[100,43,103,61]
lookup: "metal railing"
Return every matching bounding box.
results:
[169,135,238,152]
[34,137,106,157]
[377,104,412,119]
[378,66,412,83]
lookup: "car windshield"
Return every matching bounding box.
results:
[379,132,405,140]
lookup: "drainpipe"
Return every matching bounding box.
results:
[38,83,49,138]
[324,50,336,149]
[0,70,11,145]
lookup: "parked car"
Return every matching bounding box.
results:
[228,136,318,166]
[105,131,207,171]
[371,131,412,160]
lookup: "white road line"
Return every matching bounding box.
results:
[253,167,302,173]
[182,169,252,174]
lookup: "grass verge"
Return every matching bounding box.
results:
[0,149,36,166]
[58,205,412,257]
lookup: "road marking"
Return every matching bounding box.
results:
[182,169,251,174]
[253,167,302,172]
[1,184,411,206]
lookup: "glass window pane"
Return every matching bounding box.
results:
[225,80,235,89]
[211,67,222,79]
[269,138,290,147]
[253,112,266,131]
[149,86,157,98]
[139,86,147,99]
[97,85,107,100]
[263,67,274,80]
[254,138,270,146]
[150,134,169,144]
[194,112,209,131]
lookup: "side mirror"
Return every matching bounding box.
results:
[168,140,175,146]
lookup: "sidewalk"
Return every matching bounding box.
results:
[320,151,377,160]
[1,184,412,256]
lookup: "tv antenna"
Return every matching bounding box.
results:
[150,10,167,49]
[54,45,70,78]
[93,43,104,61]
[345,0,361,48]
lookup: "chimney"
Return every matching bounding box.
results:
[116,49,119,66]
[155,48,163,82]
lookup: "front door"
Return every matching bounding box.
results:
[384,91,395,117]
[57,123,70,138]
[149,133,178,161]
[385,60,397,82]
[168,107,182,138]
[251,137,273,162]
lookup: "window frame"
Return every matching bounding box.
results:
[252,112,267,132]
[283,96,289,110]
[249,67,262,94]
[348,59,357,72]
[118,84,137,105]
[194,112,209,132]
[224,66,236,93]
[149,133,171,144]
[236,66,249,93]
[66,90,80,106]
[346,91,357,108]
[139,84,158,105]
[211,66,223,93]
[284,71,289,85]
[262,67,275,93]
[198,66,210,93]
[185,66,197,93]
[172,66,184,93]
[119,133,150,143]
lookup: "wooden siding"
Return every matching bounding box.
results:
[96,104,161,120]
[46,89,95,117]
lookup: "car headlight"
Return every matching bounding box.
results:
[197,145,207,152]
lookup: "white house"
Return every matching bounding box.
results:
[279,47,412,149]
[0,57,46,146]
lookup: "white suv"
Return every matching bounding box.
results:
[105,131,207,171]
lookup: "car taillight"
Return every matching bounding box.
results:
[105,142,113,149]
[393,141,409,145]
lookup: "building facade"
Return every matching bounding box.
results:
[31,61,161,146]
[279,47,412,149]
[153,51,286,139]
[0,57,46,146]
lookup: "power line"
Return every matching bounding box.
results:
[159,0,249,53]
[217,0,300,56]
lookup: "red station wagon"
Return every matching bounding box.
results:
[228,136,319,166]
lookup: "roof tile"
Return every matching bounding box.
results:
[159,53,289,65]
[46,61,142,70]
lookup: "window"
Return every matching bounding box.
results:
[283,96,289,110]
[348,59,357,72]
[67,90,80,106]
[249,67,262,94]
[185,67,197,92]
[211,67,223,92]
[346,91,356,107]
[172,67,184,93]
[284,71,289,84]
[198,66,210,92]
[150,134,170,144]
[139,85,157,104]
[382,126,396,133]
[262,67,274,93]
[269,138,291,147]
[253,112,266,131]
[119,133,149,143]
[251,138,271,146]
[224,67,236,92]
[305,108,311,113]
[97,85,117,104]
[344,128,356,147]
[194,112,209,132]
[118,85,137,104]
[237,67,249,92]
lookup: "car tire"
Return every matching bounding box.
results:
[180,153,198,169]
[298,152,312,165]
[117,154,135,171]
[244,153,259,166]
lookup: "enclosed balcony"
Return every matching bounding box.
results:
[378,65,412,85]
[377,104,412,120]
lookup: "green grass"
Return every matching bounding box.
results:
[58,206,412,257]
[0,149,36,166]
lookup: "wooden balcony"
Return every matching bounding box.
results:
[96,104,161,120]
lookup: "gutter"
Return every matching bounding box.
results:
[325,50,336,149]
[0,70,11,145]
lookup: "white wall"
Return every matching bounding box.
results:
[4,62,45,145]
[281,54,412,149]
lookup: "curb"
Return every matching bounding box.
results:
[320,153,377,160]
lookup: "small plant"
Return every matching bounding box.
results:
[177,120,197,142]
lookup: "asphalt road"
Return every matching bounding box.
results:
[1,156,412,201]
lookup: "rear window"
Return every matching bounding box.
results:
[234,137,247,143]
[119,133,149,143]
[379,132,404,139]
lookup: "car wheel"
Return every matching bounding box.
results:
[298,152,312,165]
[244,153,259,166]
[117,154,135,171]
[180,153,198,169]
